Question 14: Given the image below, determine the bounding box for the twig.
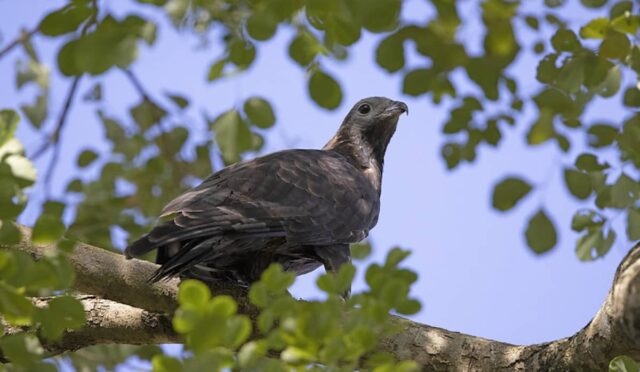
[123,68,152,101]
[43,76,82,191]
[0,28,38,60]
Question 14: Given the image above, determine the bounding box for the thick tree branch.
[4,296,178,356]
[9,225,640,370]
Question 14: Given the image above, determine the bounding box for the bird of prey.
[125,97,408,297]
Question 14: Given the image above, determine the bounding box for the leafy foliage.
[157,247,420,371]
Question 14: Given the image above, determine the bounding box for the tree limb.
[10,225,640,370]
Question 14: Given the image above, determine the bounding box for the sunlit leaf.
[308,70,342,110]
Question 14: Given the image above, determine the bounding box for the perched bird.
[125,97,408,297]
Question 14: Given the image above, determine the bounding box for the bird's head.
[325,97,408,168]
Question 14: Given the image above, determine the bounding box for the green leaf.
[597,65,621,97]
[588,124,618,147]
[243,97,276,128]
[575,153,609,171]
[580,0,607,7]
[288,32,319,66]
[207,60,226,81]
[32,201,66,244]
[576,227,615,261]
[492,177,533,211]
[229,40,256,68]
[0,109,19,147]
[0,282,34,325]
[551,29,581,52]
[0,334,44,367]
[376,34,405,73]
[130,99,167,131]
[77,149,98,168]
[36,296,86,340]
[525,210,557,254]
[350,242,372,260]
[152,355,183,372]
[39,3,93,36]
[556,56,584,93]
[564,169,592,199]
[21,94,48,129]
[526,110,555,145]
[610,355,639,372]
[611,14,640,34]
[165,93,189,109]
[210,110,255,164]
[178,280,211,308]
[610,2,633,19]
[261,263,295,293]
[600,31,630,59]
[610,173,640,208]
[246,12,278,41]
[403,68,432,96]
[623,87,640,107]
[627,208,640,241]
[571,209,604,231]
[308,70,342,110]
[580,18,610,39]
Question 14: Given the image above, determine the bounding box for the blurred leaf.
[600,31,630,59]
[588,124,618,147]
[153,355,183,372]
[627,208,640,241]
[39,3,92,36]
[576,227,615,261]
[289,32,320,66]
[597,65,621,97]
[564,169,592,199]
[492,177,532,212]
[525,209,557,254]
[35,296,86,340]
[580,0,608,7]
[178,279,211,308]
[0,138,37,186]
[376,34,405,73]
[247,11,278,41]
[20,94,48,129]
[527,110,554,145]
[32,201,66,244]
[210,110,254,164]
[77,149,98,168]
[229,40,256,68]
[572,209,604,231]
[580,18,609,39]
[244,97,276,128]
[130,99,167,131]
[165,92,189,109]
[623,87,640,107]
[611,14,640,34]
[610,2,633,19]
[610,173,640,208]
[0,334,45,367]
[351,242,372,260]
[609,356,639,372]
[0,109,19,147]
[575,153,609,171]
[308,70,342,110]
[207,60,226,81]
[551,29,581,52]
[0,282,34,325]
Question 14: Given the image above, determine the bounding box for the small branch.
[8,225,640,370]
[123,69,152,102]
[36,76,82,192]
[0,28,38,60]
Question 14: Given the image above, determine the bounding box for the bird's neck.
[323,124,397,192]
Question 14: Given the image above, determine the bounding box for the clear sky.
[0,0,630,351]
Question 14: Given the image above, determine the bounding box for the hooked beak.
[383,101,409,117]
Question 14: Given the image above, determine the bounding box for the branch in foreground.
[12,225,640,370]
[4,296,177,356]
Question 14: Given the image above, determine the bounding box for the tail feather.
[124,234,154,258]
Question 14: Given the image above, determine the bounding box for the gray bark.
[9,225,640,370]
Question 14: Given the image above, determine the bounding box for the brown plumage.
[124,97,408,297]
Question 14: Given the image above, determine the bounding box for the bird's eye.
[358,104,371,114]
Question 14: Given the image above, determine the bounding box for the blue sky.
[0,0,630,350]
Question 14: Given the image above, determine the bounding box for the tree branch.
[3,296,178,356]
[0,28,38,60]
[9,225,640,370]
